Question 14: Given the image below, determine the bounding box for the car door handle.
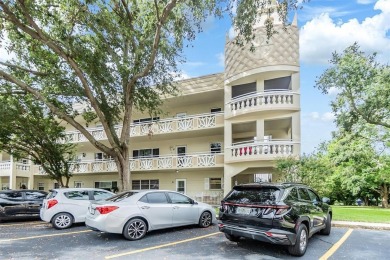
[173,206,179,209]
[141,206,150,210]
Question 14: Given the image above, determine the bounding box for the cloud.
[300,0,390,64]
[308,112,335,122]
[327,86,341,96]
[216,52,224,67]
[321,112,335,122]
[299,6,354,22]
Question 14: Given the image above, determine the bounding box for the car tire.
[320,213,332,235]
[52,212,73,230]
[123,218,147,241]
[225,233,240,242]
[288,224,308,256]
[198,211,212,228]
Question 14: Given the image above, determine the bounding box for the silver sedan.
[85,190,216,240]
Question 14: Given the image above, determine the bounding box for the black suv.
[218,183,332,256]
[0,190,48,222]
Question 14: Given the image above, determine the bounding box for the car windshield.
[105,191,138,202]
[224,187,280,205]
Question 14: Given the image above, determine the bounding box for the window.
[254,173,272,182]
[133,117,160,124]
[20,159,29,164]
[176,112,187,118]
[93,190,114,201]
[132,179,159,190]
[95,181,117,192]
[38,183,45,191]
[225,187,280,204]
[298,188,311,201]
[64,190,90,200]
[232,82,256,98]
[307,189,320,203]
[54,183,60,189]
[74,181,82,188]
[0,191,23,200]
[144,192,168,204]
[209,178,222,190]
[177,146,186,155]
[94,153,111,161]
[264,76,291,91]
[210,143,221,154]
[210,108,221,113]
[133,148,159,158]
[286,188,299,201]
[25,191,47,200]
[168,192,192,204]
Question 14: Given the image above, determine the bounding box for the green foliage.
[0,94,75,187]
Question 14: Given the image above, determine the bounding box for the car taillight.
[275,205,290,215]
[96,206,119,214]
[47,199,58,209]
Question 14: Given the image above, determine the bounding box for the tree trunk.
[364,197,369,206]
[115,146,131,191]
[380,183,389,208]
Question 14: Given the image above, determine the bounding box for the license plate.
[236,207,252,215]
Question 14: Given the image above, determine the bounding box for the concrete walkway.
[333,220,390,230]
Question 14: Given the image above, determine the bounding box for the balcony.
[36,152,224,175]
[225,140,300,163]
[63,112,224,143]
[225,90,300,119]
[0,161,32,177]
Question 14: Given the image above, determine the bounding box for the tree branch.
[0,61,49,76]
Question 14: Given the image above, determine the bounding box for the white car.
[85,190,216,240]
[40,188,115,229]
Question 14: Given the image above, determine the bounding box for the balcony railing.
[225,140,299,162]
[0,161,32,176]
[36,152,224,175]
[63,112,223,143]
[225,90,299,118]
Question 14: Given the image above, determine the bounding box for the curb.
[332,222,390,231]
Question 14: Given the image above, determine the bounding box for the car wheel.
[225,233,240,242]
[123,218,147,241]
[320,213,332,235]
[288,224,308,256]
[198,211,212,228]
[52,213,73,230]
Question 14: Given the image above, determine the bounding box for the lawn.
[332,206,390,223]
[214,206,390,223]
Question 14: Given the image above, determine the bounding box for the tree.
[0,0,306,190]
[316,43,390,140]
[0,93,75,187]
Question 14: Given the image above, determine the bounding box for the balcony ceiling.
[163,89,224,108]
[265,118,292,131]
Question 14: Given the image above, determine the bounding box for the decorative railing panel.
[63,112,223,143]
[226,91,299,117]
[157,157,173,169]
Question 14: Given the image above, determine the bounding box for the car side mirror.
[322,197,330,204]
[191,199,198,205]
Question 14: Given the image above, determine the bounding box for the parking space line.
[319,228,353,260]
[105,232,222,259]
[0,221,46,227]
[0,230,92,243]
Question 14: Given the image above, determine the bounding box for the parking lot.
[1,220,389,260]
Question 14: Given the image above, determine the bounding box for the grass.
[332,206,390,223]
[214,206,390,223]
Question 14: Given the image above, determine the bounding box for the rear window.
[106,191,138,202]
[64,190,89,200]
[47,190,58,199]
[224,187,280,205]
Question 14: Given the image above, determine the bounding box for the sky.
[179,0,390,154]
[1,0,389,154]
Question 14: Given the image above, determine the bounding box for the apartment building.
[0,8,300,204]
